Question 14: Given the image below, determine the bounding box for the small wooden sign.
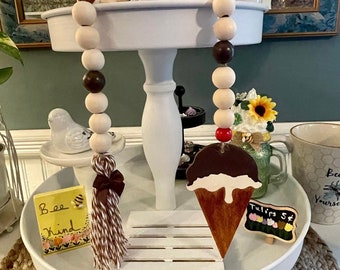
[33,185,91,255]
[244,200,298,243]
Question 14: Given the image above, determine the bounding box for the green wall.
[0,35,339,130]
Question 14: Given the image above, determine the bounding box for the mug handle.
[271,134,294,153]
[269,143,288,185]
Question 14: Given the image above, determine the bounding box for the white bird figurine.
[48,108,94,154]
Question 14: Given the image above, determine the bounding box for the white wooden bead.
[212,66,236,89]
[213,17,237,41]
[75,26,100,50]
[85,92,108,113]
[212,88,235,109]
[82,49,105,71]
[89,113,111,134]
[72,1,97,26]
[212,0,236,17]
[213,109,235,128]
[89,133,112,153]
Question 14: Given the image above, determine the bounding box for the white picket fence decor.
[123,210,224,270]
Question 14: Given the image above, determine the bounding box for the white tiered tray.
[21,145,311,270]
[41,0,268,211]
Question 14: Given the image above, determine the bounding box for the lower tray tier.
[21,145,310,270]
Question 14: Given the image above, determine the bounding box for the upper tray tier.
[42,0,268,51]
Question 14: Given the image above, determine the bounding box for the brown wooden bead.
[213,40,234,64]
[83,70,106,93]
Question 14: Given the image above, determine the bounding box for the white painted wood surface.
[123,210,223,270]
[139,49,182,210]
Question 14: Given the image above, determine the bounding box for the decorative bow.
[232,131,271,152]
[93,170,125,206]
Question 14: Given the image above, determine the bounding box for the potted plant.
[0,31,23,84]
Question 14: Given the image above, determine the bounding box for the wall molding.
[11,121,339,157]
[7,121,339,199]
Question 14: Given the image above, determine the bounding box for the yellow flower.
[248,95,278,121]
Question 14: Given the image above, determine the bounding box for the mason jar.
[231,131,288,198]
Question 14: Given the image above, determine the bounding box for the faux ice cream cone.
[194,186,253,258]
[187,143,261,258]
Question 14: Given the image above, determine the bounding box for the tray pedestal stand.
[138,49,182,210]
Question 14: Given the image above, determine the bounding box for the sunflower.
[248,95,278,122]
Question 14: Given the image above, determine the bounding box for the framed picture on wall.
[0,0,75,48]
[263,0,340,37]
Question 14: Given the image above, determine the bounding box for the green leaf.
[241,100,250,110]
[0,67,14,84]
[234,112,243,125]
[0,32,23,64]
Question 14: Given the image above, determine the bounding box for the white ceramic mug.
[288,123,340,224]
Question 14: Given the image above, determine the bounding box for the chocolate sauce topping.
[186,143,259,185]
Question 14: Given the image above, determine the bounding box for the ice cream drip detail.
[187,173,261,204]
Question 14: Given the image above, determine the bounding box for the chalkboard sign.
[244,200,298,243]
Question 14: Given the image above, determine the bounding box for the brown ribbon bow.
[93,169,125,205]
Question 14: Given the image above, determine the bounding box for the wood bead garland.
[213,40,234,64]
[82,49,105,71]
[212,0,236,17]
[72,1,97,25]
[89,113,112,133]
[215,127,233,142]
[85,92,109,114]
[211,0,237,143]
[212,66,236,89]
[213,88,235,109]
[213,16,237,41]
[214,108,235,128]
[75,26,100,49]
[83,70,106,93]
[72,1,127,269]
[89,133,113,153]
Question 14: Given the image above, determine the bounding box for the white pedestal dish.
[42,0,268,210]
[40,133,125,212]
